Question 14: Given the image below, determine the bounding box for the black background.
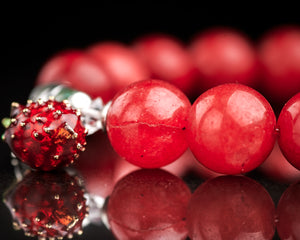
[1,4,300,239]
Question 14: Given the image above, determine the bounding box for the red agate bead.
[106,79,191,168]
[187,176,275,240]
[107,169,191,240]
[187,83,276,174]
[3,171,87,239]
[277,92,300,170]
[4,99,87,171]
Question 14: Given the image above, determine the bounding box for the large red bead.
[187,83,276,174]
[258,26,300,107]
[107,169,191,240]
[3,171,87,239]
[276,181,300,239]
[187,176,276,240]
[277,92,300,170]
[4,100,87,171]
[106,79,191,168]
[190,28,259,91]
[133,34,199,97]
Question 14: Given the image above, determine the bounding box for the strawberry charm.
[2,84,108,171]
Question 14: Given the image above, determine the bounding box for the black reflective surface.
[1,5,299,239]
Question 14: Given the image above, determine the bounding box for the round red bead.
[277,92,300,170]
[3,171,87,239]
[106,79,191,168]
[187,176,276,240]
[36,50,114,102]
[190,28,259,91]
[258,26,300,106]
[187,83,276,174]
[133,34,199,97]
[88,42,150,95]
[4,99,87,171]
[107,169,191,240]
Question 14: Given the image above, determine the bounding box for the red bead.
[36,50,83,85]
[133,34,199,97]
[277,92,300,170]
[106,79,191,168]
[258,26,300,106]
[190,28,259,90]
[276,181,300,239]
[107,169,191,240]
[187,83,276,174]
[4,100,87,171]
[3,171,87,239]
[259,141,300,184]
[36,50,114,102]
[88,42,150,93]
[187,176,276,240]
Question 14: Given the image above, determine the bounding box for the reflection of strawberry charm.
[3,98,87,171]
[3,170,88,239]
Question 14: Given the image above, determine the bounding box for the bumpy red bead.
[187,83,276,174]
[276,181,300,239]
[107,169,191,240]
[277,92,300,170]
[3,171,87,239]
[4,99,87,171]
[106,79,191,168]
[187,176,276,240]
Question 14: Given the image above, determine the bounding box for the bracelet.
[2,79,299,175]
[2,26,300,240]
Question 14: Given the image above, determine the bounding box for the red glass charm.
[3,171,87,239]
[106,79,191,168]
[277,92,300,170]
[187,83,276,174]
[3,99,87,171]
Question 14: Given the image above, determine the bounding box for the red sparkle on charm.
[3,170,87,239]
[4,99,87,171]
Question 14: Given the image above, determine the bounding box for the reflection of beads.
[187,176,276,239]
[107,169,192,240]
[3,170,88,239]
[276,181,300,239]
